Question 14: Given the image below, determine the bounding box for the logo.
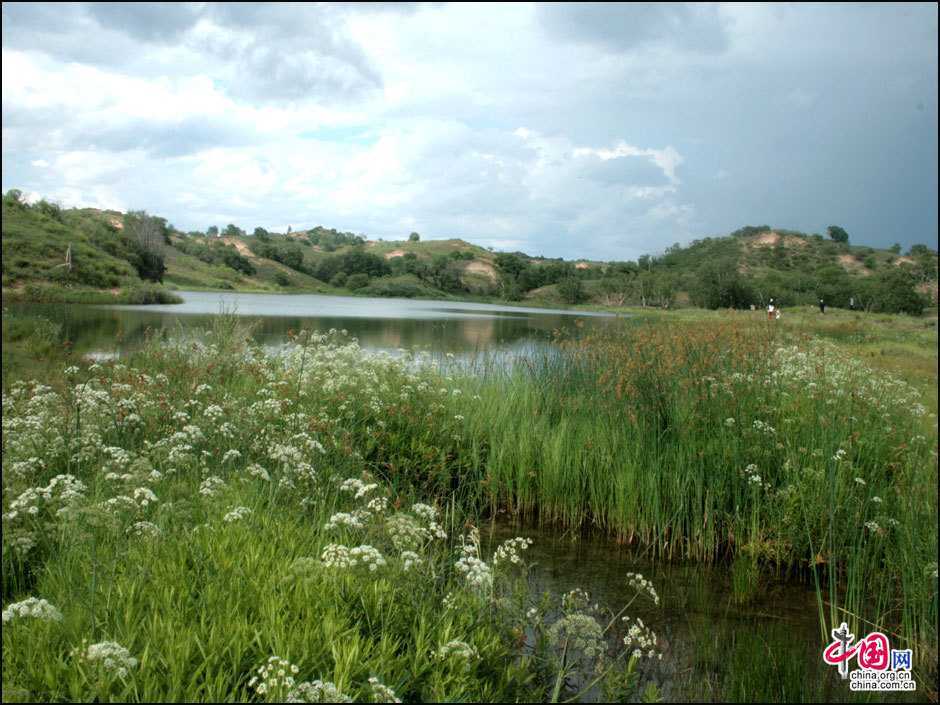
[823,622,916,692]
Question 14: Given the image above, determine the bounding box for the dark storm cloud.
[85,2,203,43]
[69,118,255,158]
[576,154,671,187]
[2,2,384,103]
[537,2,730,54]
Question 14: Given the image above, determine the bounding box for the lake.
[11,290,619,360]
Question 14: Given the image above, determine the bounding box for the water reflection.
[11,291,619,358]
[483,519,827,702]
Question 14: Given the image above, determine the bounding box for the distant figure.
[767,299,776,321]
[849,297,855,311]
[750,304,756,311]
[819,298,826,314]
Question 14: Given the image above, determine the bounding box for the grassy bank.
[2,322,667,702]
[2,312,936,701]
[452,315,937,681]
[2,283,183,306]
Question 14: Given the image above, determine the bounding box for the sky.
[2,2,937,261]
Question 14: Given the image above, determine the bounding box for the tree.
[889,243,902,254]
[253,227,270,240]
[207,225,219,237]
[346,273,370,290]
[869,267,926,315]
[827,225,849,244]
[123,211,168,282]
[693,258,753,309]
[558,277,587,304]
[409,231,420,242]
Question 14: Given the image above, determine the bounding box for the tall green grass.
[451,320,937,677]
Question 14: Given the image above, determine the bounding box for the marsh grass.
[2,311,936,701]
[452,318,937,679]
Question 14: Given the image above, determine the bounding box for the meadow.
[1,307,937,702]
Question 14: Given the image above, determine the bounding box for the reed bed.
[456,320,937,676]
[2,320,665,702]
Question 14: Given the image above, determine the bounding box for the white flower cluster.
[454,528,492,593]
[127,521,162,538]
[622,616,661,660]
[223,506,252,523]
[625,572,660,606]
[386,505,447,551]
[321,544,387,571]
[2,597,63,623]
[492,536,533,568]
[367,677,401,703]
[435,640,479,663]
[339,477,378,499]
[400,550,423,572]
[547,612,606,664]
[72,640,138,679]
[3,474,87,521]
[286,679,352,703]
[325,511,368,530]
[249,655,300,696]
[199,476,226,497]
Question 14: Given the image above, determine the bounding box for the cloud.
[537,3,730,54]
[1,2,937,259]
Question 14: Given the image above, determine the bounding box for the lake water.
[12,290,619,360]
[483,519,852,702]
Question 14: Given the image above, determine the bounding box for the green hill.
[2,190,936,314]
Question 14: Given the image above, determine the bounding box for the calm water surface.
[13,290,619,359]
[483,520,864,702]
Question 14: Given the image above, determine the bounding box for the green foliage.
[827,225,849,243]
[346,272,370,290]
[409,231,421,242]
[729,225,771,238]
[693,259,753,309]
[558,277,587,304]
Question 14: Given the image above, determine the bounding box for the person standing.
[819,298,826,313]
[767,298,776,321]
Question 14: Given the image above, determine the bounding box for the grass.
[2,320,667,703]
[447,315,937,681]
[2,309,936,701]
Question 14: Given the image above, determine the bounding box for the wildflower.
[626,572,660,605]
[247,463,271,481]
[400,551,423,572]
[547,613,606,663]
[492,536,534,568]
[72,640,138,679]
[321,544,386,572]
[286,680,352,703]
[435,640,479,663]
[2,597,63,623]
[249,655,300,697]
[367,677,401,704]
[623,616,660,659]
[223,506,252,523]
[199,476,225,497]
[455,529,492,593]
[127,521,161,538]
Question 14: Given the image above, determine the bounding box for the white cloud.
[2,2,937,257]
